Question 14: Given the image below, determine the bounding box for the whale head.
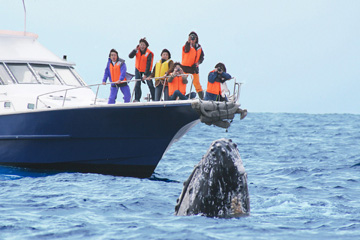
[175,138,250,218]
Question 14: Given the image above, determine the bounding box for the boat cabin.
[0,30,96,113]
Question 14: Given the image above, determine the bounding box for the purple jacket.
[102,58,127,84]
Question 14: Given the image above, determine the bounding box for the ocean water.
[1,112,360,239]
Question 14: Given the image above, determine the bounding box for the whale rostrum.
[175,138,250,218]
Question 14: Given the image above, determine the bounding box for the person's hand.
[195,62,199,68]
[115,80,121,84]
[102,82,106,85]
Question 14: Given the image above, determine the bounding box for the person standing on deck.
[129,38,155,102]
[147,49,173,101]
[181,31,205,99]
[102,49,131,104]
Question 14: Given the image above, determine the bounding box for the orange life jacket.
[206,70,221,95]
[168,76,187,96]
[109,62,126,82]
[181,44,202,67]
[135,48,154,73]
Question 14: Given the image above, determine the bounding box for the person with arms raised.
[204,62,232,102]
[181,31,204,99]
[129,38,155,102]
[168,62,196,100]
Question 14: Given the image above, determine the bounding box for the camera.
[190,35,196,41]
[217,67,223,72]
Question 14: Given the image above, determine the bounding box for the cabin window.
[0,63,14,85]
[53,66,82,86]
[7,63,38,84]
[31,64,62,85]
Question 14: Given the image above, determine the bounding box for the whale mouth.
[175,165,200,213]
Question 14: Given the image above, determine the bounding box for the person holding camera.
[181,31,205,99]
[102,49,131,103]
[167,62,196,100]
[204,62,232,101]
[128,37,155,102]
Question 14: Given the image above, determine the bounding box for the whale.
[175,138,250,218]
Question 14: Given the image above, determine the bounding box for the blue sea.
[1,113,360,239]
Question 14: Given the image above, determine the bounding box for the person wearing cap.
[129,38,155,102]
[204,62,232,101]
[102,49,131,103]
[181,31,205,99]
[167,62,196,100]
[146,49,173,101]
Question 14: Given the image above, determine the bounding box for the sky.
[1,0,359,114]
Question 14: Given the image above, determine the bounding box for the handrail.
[34,74,243,109]
[35,75,193,108]
[230,77,243,103]
[35,82,110,109]
[130,74,194,102]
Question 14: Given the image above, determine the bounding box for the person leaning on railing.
[204,62,232,102]
[146,49,173,101]
[167,62,196,100]
[102,49,131,103]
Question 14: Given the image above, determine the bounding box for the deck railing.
[34,75,243,109]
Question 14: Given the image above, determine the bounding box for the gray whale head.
[175,138,250,218]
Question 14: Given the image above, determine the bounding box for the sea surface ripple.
[1,113,360,239]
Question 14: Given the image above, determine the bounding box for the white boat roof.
[0,30,74,66]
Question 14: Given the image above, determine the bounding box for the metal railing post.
[94,85,100,105]
[62,89,68,107]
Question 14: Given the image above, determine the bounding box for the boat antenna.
[22,0,26,34]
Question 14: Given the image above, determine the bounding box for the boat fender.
[191,100,247,129]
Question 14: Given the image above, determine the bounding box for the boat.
[0,30,245,178]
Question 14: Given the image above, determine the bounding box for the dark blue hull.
[0,102,200,178]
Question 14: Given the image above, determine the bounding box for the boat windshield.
[53,66,82,86]
[0,63,14,85]
[7,63,38,84]
[31,64,62,85]
[2,63,83,87]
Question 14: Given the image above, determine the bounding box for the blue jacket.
[208,71,232,83]
[102,58,127,83]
